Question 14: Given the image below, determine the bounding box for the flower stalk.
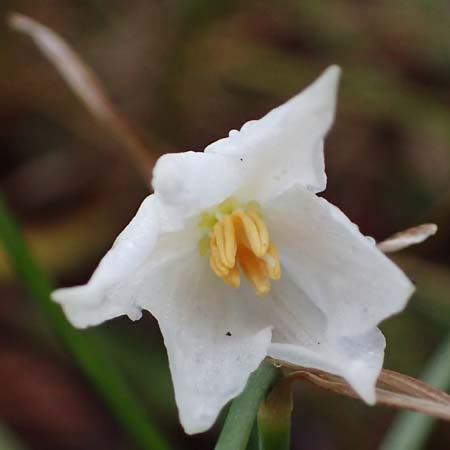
[215,363,280,450]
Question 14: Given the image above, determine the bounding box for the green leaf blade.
[0,195,172,450]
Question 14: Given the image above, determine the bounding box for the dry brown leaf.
[377,224,438,253]
[8,13,157,181]
[289,367,450,421]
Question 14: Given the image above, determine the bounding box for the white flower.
[52,66,414,434]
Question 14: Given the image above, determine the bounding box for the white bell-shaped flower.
[52,66,414,434]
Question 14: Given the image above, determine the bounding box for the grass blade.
[0,195,172,450]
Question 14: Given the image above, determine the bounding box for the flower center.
[198,198,281,296]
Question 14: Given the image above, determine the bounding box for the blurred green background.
[0,1,449,449]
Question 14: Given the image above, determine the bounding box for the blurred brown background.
[0,1,449,449]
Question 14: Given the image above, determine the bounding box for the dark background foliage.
[0,1,449,449]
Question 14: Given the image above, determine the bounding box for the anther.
[238,246,271,296]
[210,234,229,276]
[246,209,270,255]
[201,199,282,296]
[213,221,229,267]
[264,243,281,280]
[223,214,237,268]
[223,266,240,288]
[233,210,263,257]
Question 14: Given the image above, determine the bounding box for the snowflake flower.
[52,66,414,434]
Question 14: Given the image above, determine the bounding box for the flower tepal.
[52,66,416,435]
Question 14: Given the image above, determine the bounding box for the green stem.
[0,196,172,450]
[246,423,260,450]
[215,363,280,450]
[257,376,293,450]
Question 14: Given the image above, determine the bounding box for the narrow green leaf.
[379,333,450,450]
[0,196,172,450]
[215,363,280,450]
[257,378,293,450]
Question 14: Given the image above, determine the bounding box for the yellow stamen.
[199,200,282,296]
[210,253,227,278]
[223,214,237,268]
[210,234,229,276]
[264,243,281,280]
[238,246,271,296]
[246,209,270,255]
[213,221,229,267]
[223,266,240,288]
[233,210,263,257]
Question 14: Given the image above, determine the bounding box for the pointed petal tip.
[295,64,341,121]
[50,287,69,304]
[51,286,112,329]
[324,64,342,77]
[51,285,92,305]
[359,388,376,405]
[345,367,379,405]
[318,65,342,90]
[331,64,342,72]
[50,286,96,327]
[179,407,217,435]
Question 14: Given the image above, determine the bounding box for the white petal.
[52,194,162,327]
[152,151,247,224]
[268,328,385,404]
[151,67,339,219]
[264,185,414,337]
[269,268,327,345]
[135,253,272,434]
[205,66,340,198]
[268,272,383,402]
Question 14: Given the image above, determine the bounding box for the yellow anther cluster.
[199,200,281,296]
